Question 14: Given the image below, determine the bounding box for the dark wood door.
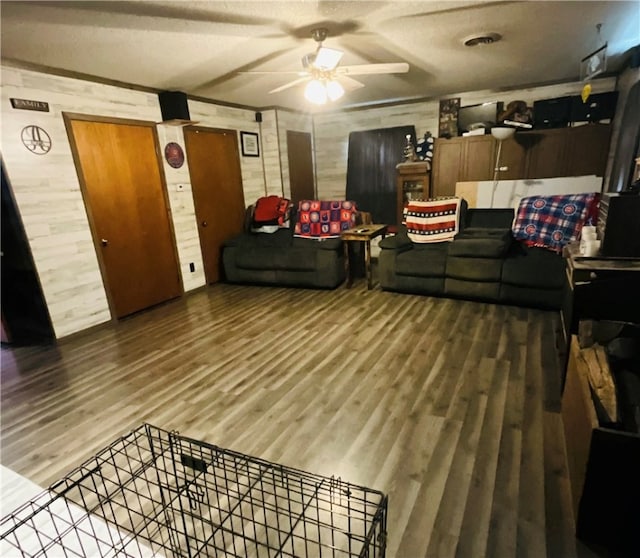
[184,127,245,284]
[287,130,315,204]
[67,117,182,318]
[346,126,415,224]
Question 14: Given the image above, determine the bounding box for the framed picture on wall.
[438,98,460,138]
[240,131,260,157]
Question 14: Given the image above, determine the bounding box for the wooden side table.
[341,224,388,289]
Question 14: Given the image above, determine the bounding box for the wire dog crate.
[1,424,387,557]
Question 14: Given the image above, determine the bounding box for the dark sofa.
[222,206,348,289]
[378,205,567,309]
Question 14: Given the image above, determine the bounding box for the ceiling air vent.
[463,33,502,47]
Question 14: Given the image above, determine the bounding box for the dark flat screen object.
[533,96,572,129]
[570,91,619,123]
[457,102,503,134]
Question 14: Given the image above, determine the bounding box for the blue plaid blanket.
[511,193,598,252]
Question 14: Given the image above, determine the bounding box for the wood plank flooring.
[1,283,599,557]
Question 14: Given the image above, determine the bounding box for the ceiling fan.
[241,28,410,104]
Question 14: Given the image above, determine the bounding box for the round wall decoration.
[21,125,52,154]
[164,142,185,168]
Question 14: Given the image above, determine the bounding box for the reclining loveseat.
[223,198,360,289]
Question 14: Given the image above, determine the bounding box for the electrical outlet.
[189,262,195,272]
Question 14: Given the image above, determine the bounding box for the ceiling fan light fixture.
[304,79,328,104]
[326,79,345,101]
[463,32,502,47]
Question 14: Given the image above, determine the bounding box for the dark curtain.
[346,125,416,225]
[608,80,639,192]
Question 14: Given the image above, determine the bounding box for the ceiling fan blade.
[268,76,311,94]
[314,46,343,70]
[338,75,366,91]
[337,62,410,76]
[239,71,308,75]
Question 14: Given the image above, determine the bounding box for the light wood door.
[67,117,182,318]
[183,127,245,284]
[286,130,315,204]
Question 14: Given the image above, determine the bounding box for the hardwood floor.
[1,283,598,557]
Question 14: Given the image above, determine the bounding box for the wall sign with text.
[11,98,50,112]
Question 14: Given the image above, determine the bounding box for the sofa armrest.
[379,234,413,252]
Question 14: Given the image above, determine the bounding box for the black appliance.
[533,96,572,129]
[570,91,619,123]
[597,192,640,258]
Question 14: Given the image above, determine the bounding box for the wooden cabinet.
[564,123,612,177]
[431,139,465,197]
[395,162,430,224]
[462,136,495,182]
[525,128,569,178]
[562,337,640,555]
[431,124,612,197]
[431,135,495,197]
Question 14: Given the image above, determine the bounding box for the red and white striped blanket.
[403,197,462,243]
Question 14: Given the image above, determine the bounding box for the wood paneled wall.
[313,78,617,200]
[0,67,271,338]
[0,62,622,340]
[275,110,314,200]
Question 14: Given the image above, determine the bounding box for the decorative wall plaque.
[11,98,50,112]
[21,125,52,154]
[164,142,185,168]
[240,131,260,157]
[438,98,460,138]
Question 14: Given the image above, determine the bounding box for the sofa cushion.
[445,278,501,301]
[463,208,515,229]
[234,228,293,249]
[291,237,342,251]
[448,228,513,258]
[395,244,448,277]
[235,248,317,271]
[446,256,503,281]
[501,245,565,289]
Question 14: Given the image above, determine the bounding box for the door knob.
[201,221,208,227]
[101,238,109,246]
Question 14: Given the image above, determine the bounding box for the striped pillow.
[403,197,462,243]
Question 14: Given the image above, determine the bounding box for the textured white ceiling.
[1,1,639,111]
